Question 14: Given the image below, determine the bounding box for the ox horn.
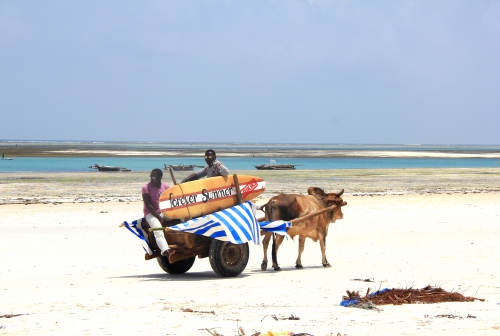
[336,189,344,197]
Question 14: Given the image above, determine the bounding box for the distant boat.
[254,164,296,170]
[1,158,13,160]
[88,164,130,172]
[165,164,204,171]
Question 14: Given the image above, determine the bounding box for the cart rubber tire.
[157,255,196,274]
[209,240,249,277]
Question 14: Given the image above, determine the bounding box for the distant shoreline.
[1,168,498,205]
[1,146,500,159]
[1,141,500,158]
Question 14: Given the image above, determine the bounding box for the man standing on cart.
[181,149,229,183]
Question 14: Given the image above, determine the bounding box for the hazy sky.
[1,1,499,144]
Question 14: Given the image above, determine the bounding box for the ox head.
[307,187,347,220]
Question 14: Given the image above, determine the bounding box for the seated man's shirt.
[196,159,229,178]
[142,181,170,216]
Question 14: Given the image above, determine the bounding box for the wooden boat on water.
[254,164,296,170]
[164,164,204,171]
[88,164,130,172]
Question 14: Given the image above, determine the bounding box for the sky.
[1,1,499,145]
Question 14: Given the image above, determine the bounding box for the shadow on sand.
[245,264,327,273]
[112,271,249,282]
[113,264,328,282]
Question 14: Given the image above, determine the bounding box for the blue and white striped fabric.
[122,202,292,249]
[169,201,291,245]
[122,218,154,255]
[169,201,260,244]
[259,220,291,237]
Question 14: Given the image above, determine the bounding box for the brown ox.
[260,187,346,271]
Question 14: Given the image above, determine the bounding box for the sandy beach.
[1,170,500,335]
[1,168,499,204]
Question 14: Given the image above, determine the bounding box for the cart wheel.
[209,240,249,277]
[157,255,196,274]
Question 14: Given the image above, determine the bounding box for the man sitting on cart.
[142,168,175,260]
[181,149,229,183]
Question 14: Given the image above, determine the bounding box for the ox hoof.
[273,266,281,271]
[323,263,331,268]
[295,264,303,269]
[261,262,268,271]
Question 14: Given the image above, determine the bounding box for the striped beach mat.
[168,201,291,245]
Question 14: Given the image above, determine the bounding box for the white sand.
[1,193,499,335]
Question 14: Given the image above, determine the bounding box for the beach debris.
[234,319,247,336]
[260,314,300,322]
[182,307,215,315]
[425,314,476,319]
[259,332,313,336]
[0,313,27,319]
[271,314,300,321]
[351,278,374,282]
[340,285,485,309]
[202,328,223,336]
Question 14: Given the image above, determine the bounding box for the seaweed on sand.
[341,285,484,308]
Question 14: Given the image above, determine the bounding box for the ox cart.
[140,203,340,277]
[123,172,342,277]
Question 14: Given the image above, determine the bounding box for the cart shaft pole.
[290,204,338,225]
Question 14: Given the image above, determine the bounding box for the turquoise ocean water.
[1,156,500,173]
[0,142,499,172]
